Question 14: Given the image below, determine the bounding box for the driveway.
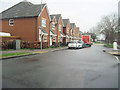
[2,44,118,88]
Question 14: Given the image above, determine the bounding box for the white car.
[68,41,82,49]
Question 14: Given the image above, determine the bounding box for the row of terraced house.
[0,1,82,48]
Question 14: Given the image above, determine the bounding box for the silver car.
[68,41,82,49]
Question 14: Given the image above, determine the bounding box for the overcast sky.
[0,0,119,32]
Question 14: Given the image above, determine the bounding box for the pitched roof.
[63,19,69,27]
[50,15,55,21]
[0,1,46,19]
[70,23,75,29]
[50,14,61,24]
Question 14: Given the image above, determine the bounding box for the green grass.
[2,48,38,51]
[1,52,33,58]
[104,43,113,48]
[49,45,66,48]
[95,42,105,44]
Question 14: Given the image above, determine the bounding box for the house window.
[52,23,55,30]
[61,37,63,42]
[44,35,47,42]
[53,36,56,42]
[42,18,46,27]
[67,28,69,34]
[9,19,14,26]
[59,25,61,31]
[58,36,60,42]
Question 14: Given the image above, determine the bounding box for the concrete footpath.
[1,47,68,59]
[103,48,120,56]
[94,43,120,56]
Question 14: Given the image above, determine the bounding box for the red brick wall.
[67,20,70,42]
[50,17,57,43]
[37,6,50,47]
[1,18,36,42]
[57,16,63,43]
[1,36,21,41]
[21,41,48,49]
[1,40,48,50]
[63,20,70,44]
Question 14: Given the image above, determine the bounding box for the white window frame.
[58,36,60,42]
[44,35,47,42]
[9,19,14,26]
[67,28,69,34]
[53,36,56,42]
[59,25,61,31]
[52,22,55,30]
[42,18,46,27]
[71,29,72,35]
[60,37,63,42]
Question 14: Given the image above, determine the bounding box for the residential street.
[2,44,118,88]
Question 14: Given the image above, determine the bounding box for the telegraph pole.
[41,0,42,49]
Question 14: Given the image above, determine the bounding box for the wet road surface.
[2,44,118,88]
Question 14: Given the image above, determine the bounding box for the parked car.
[68,41,82,49]
[78,41,86,48]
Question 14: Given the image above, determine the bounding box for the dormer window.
[52,23,55,30]
[9,19,14,26]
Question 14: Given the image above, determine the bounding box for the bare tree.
[94,13,118,43]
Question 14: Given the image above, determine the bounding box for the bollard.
[113,42,118,50]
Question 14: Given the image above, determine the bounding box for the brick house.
[70,23,76,41]
[79,31,82,41]
[49,15,57,46]
[0,1,51,47]
[50,14,65,46]
[76,27,80,41]
[63,19,71,45]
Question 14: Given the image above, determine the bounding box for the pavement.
[103,47,120,56]
[2,44,118,88]
[1,47,68,59]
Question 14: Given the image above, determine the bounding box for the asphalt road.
[2,44,118,88]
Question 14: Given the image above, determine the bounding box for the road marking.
[114,56,120,63]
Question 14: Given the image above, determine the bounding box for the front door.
[50,36,52,46]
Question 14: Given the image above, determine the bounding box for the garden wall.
[1,40,48,50]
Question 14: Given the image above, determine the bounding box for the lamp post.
[41,0,42,50]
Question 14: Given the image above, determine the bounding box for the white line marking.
[114,56,120,63]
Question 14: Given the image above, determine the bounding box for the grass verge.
[1,52,33,58]
[104,43,113,48]
[94,42,105,44]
